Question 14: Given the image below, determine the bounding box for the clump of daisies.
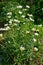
[2,2,34,27]
[1,2,42,65]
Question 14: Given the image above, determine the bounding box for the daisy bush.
[0,1,43,65]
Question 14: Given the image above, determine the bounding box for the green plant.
[0,1,43,65]
[0,2,35,65]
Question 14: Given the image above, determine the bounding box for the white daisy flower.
[14,19,18,22]
[29,17,34,21]
[9,19,13,24]
[26,31,30,34]
[5,26,10,30]
[14,19,20,23]
[0,34,3,37]
[32,28,36,31]
[23,23,25,24]
[17,5,22,8]
[33,38,37,42]
[26,5,30,8]
[38,24,42,27]
[0,28,3,31]
[27,14,33,17]
[34,47,38,51]
[18,11,22,14]
[20,46,25,51]
[35,33,39,36]
[4,24,8,27]
[21,15,25,18]
[7,15,11,18]
[7,12,12,15]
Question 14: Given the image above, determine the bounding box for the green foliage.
[32,0,43,24]
[0,2,34,65]
[0,1,43,65]
[0,2,7,22]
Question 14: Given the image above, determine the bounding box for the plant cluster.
[0,1,43,65]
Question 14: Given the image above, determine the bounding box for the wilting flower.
[34,47,38,51]
[33,38,37,42]
[20,46,25,51]
[17,5,22,8]
[26,5,30,8]
[18,11,22,14]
